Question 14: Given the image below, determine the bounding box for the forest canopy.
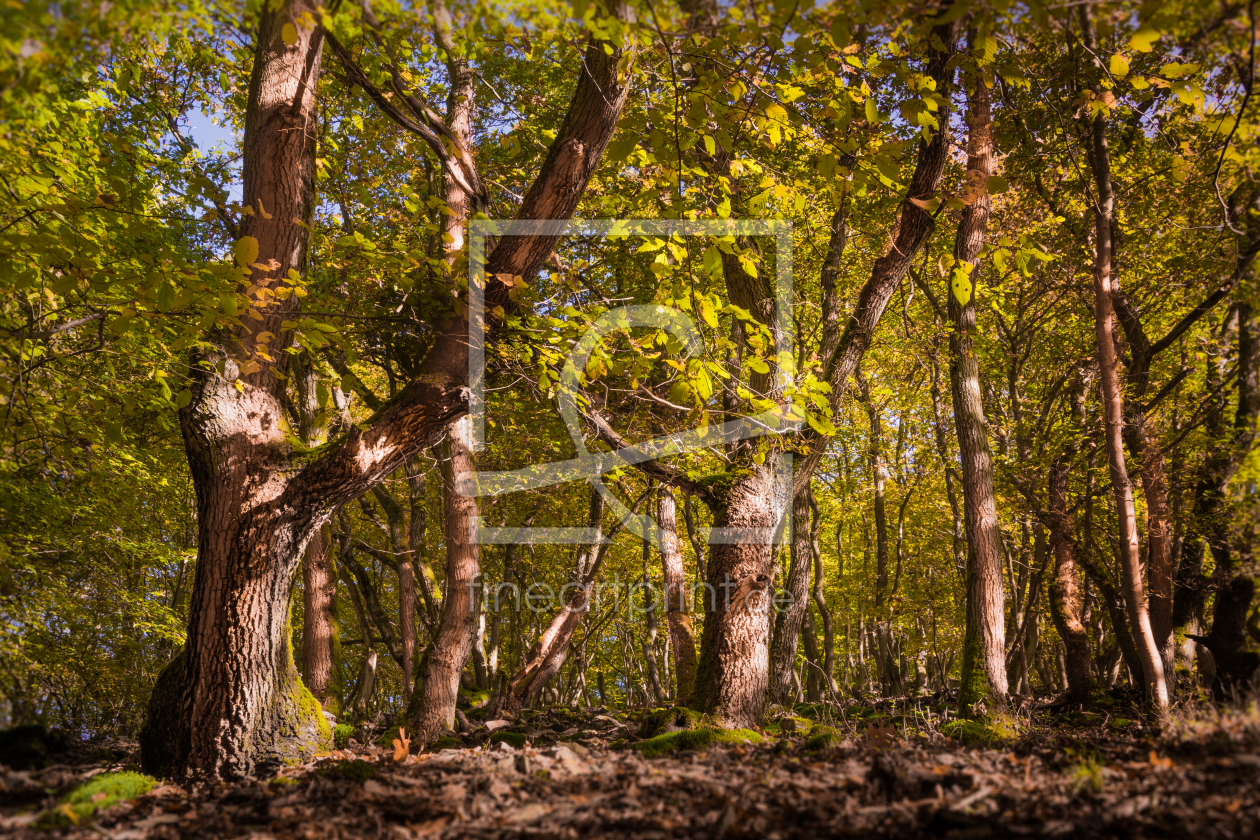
[1,0,1258,801]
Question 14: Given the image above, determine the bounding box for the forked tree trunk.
[948,68,1008,717]
[142,0,632,778]
[768,487,814,705]
[1079,33,1168,712]
[407,417,480,742]
[658,490,698,704]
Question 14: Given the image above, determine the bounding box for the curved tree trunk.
[948,67,1007,717]
[1079,6,1168,711]
[658,490,698,704]
[142,0,633,778]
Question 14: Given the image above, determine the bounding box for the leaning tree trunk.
[658,490,698,704]
[768,487,815,705]
[141,0,633,779]
[1079,10,1168,710]
[948,66,1008,717]
[407,417,480,742]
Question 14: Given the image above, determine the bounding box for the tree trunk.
[301,524,340,713]
[811,494,837,695]
[407,417,479,742]
[1078,19,1168,709]
[1045,396,1093,705]
[948,68,1007,717]
[692,464,782,727]
[768,487,814,705]
[658,490,698,704]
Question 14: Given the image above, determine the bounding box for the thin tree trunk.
[1078,5,1168,711]
[768,487,814,704]
[658,490,698,704]
[948,67,1007,716]
[810,493,837,695]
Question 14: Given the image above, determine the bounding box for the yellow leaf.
[281,22,298,47]
[1109,53,1129,78]
[392,727,411,762]
[234,236,260,270]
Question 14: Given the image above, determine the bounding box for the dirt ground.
[3,697,1259,839]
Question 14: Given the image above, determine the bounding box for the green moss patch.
[488,731,528,748]
[429,737,464,751]
[319,759,376,781]
[793,703,825,720]
[1109,718,1136,730]
[638,706,705,739]
[804,727,844,751]
[633,728,762,759]
[44,771,155,827]
[333,724,355,748]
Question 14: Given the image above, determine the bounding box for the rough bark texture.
[1078,18,1168,710]
[658,490,698,705]
[692,465,779,727]
[143,0,634,779]
[407,417,479,742]
[948,70,1008,717]
[767,488,815,705]
[301,525,340,713]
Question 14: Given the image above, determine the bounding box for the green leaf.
[175,389,193,409]
[1160,62,1199,79]
[1108,53,1130,78]
[156,282,175,312]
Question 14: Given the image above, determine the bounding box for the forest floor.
[2,692,1259,839]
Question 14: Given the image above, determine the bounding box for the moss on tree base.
[139,648,333,779]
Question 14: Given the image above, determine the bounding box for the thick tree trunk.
[768,487,814,705]
[948,70,1007,716]
[1079,48,1168,710]
[692,464,781,727]
[658,490,698,704]
[301,525,340,713]
[407,417,479,742]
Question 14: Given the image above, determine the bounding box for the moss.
[804,727,844,751]
[793,703,825,720]
[942,713,1021,745]
[607,738,627,750]
[1109,718,1135,730]
[488,731,528,749]
[633,728,763,759]
[957,621,993,719]
[458,687,493,708]
[638,706,705,739]
[333,724,355,748]
[319,759,375,781]
[770,715,812,736]
[43,771,156,827]
[429,737,464,751]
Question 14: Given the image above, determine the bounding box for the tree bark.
[691,464,781,727]
[301,525,340,713]
[948,67,1008,716]
[1078,9,1168,709]
[658,490,698,705]
[768,487,814,705]
[407,417,479,742]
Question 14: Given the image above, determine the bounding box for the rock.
[485,719,511,732]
